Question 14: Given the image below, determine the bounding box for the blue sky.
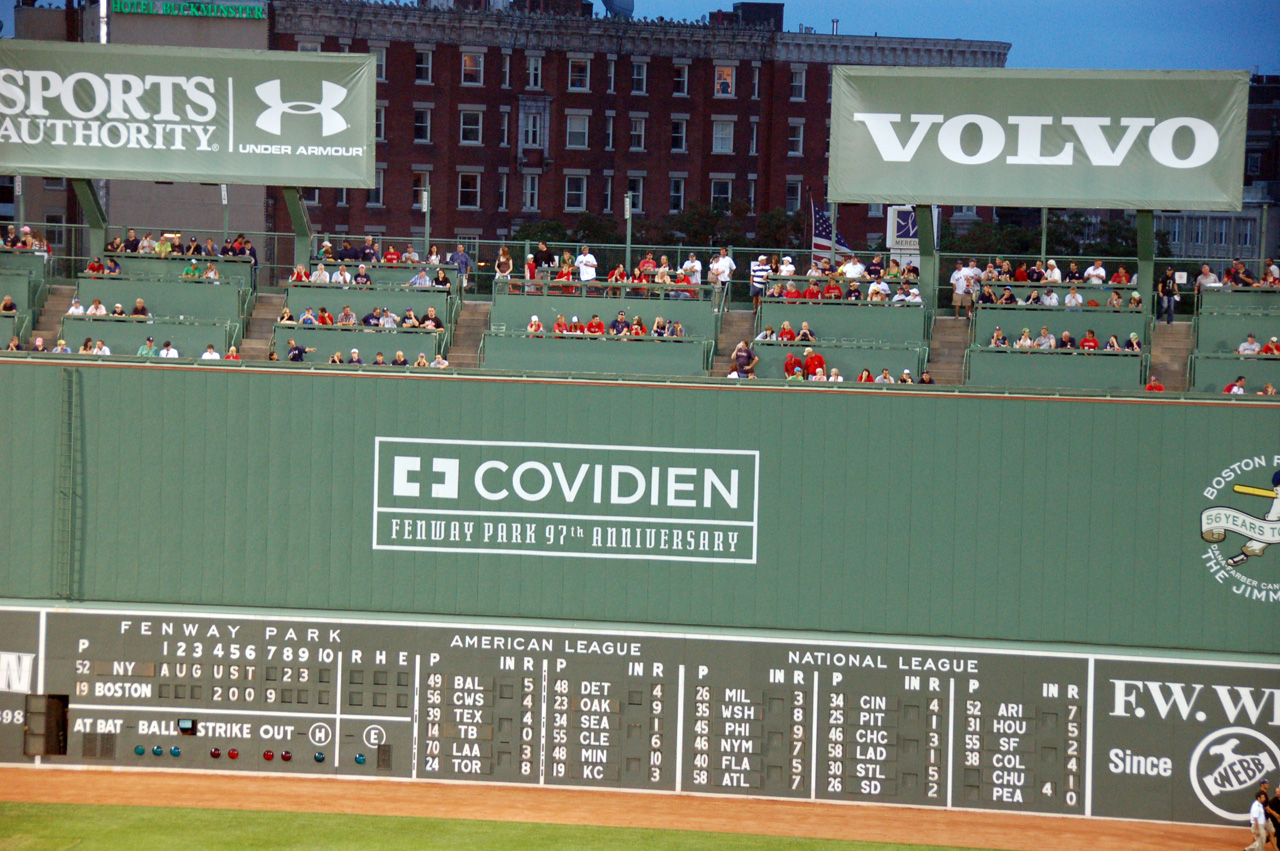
[4,0,1277,74]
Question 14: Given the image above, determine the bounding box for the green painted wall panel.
[1195,311,1280,354]
[971,306,1148,348]
[76,279,244,321]
[0,361,1277,654]
[757,302,927,344]
[482,334,708,377]
[752,341,923,381]
[492,292,719,339]
[61,317,234,357]
[283,287,452,324]
[967,348,1143,390]
[1190,354,1280,393]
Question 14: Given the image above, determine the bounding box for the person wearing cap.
[748,254,770,313]
[158,340,179,358]
[1034,326,1056,350]
[1013,328,1035,349]
[778,255,795,277]
[108,303,126,317]
[85,257,105,275]
[413,352,429,367]
[379,307,400,329]
[201,344,221,361]
[899,369,914,384]
[299,307,318,325]
[906,287,923,304]
[680,253,704,290]
[997,286,1017,305]
[66,298,85,316]
[803,346,825,378]
[1261,336,1280,355]
[407,267,431,288]
[949,259,973,318]
[401,308,420,329]
[989,327,1009,348]
[1121,332,1142,352]
[568,315,585,334]
[526,314,544,335]
[402,245,420,264]
[786,365,805,382]
[1144,374,1165,392]
[1041,285,1059,307]
[348,348,364,365]
[608,311,629,336]
[1239,333,1262,355]
[352,264,372,289]
[1128,290,1143,309]
[136,336,157,357]
[918,370,935,385]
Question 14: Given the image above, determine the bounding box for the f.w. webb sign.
[0,40,374,187]
[830,68,1248,211]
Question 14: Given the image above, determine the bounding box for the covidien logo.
[254,80,349,137]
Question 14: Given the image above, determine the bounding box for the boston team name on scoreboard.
[373,438,759,563]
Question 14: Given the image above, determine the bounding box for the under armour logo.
[254,80,350,137]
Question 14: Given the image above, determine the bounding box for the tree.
[511,219,569,244]
[571,212,622,245]
[753,208,803,251]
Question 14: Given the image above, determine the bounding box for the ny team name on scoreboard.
[373,438,760,563]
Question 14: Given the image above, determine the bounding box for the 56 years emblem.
[1200,455,1280,605]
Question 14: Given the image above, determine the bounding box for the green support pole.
[281,187,314,271]
[914,204,937,306]
[14,175,23,231]
[70,178,107,257]
[422,186,431,259]
[1040,208,1048,264]
[624,192,633,274]
[1136,210,1155,294]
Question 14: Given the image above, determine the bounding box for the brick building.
[270,1,1010,246]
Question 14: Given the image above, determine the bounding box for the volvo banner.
[0,40,375,187]
[829,68,1249,211]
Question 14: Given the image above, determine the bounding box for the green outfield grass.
[0,802,1005,851]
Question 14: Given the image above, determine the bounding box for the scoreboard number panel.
[0,605,1275,828]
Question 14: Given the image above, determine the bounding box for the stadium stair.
[32,283,76,346]
[1149,322,1193,392]
[711,309,759,377]
[924,316,969,385]
[240,292,285,361]
[447,300,490,369]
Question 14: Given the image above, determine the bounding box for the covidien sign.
[373,438,760,563]
[830,68,1248,211]
[0,40,374,187]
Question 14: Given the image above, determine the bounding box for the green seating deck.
[76,277,250,322]
[1,314,29,346]
[491,287,722,340]
[308,262,458,288]
[1198,288,1280,312]
[270,323,446,361]
[1194,310,1280,354]
[60,316,240,356]
[751,340,926,381]
[480,331,712,377]
[757,301,927,345]
[971,305,1150,347]
[963,281,1126,305]
[104,253,253,287]
[966,348,1145,391]
[0,248,48,287]
[0,271,36,327]
[283,285,455,328]
[1189,354,1280,394]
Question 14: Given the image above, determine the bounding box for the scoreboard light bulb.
[210,748,222,759]
[314,751,325,763]
[152,745,163,756]
[281,751,292,762]
[170,746,181,757]
[354,753,366,765]
[228,748,239,760]
[134,745,145,756]
[263,750,274,761]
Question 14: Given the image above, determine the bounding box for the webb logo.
[254,80,350,137]
[1189,728,1280,821]
[0,651,34,694]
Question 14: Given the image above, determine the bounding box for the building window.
[630,118,645,151]
[827,74,833,103]
[368,169,384,207]
[336,186,347,207]
[749,123,758,155]
[372,47,386,81]
[414,108,432,143]
[673,65,688,96]
[44,177,66,190]
[462,53,483,86]
[627,177,644,212]
[523,174,539,211]
[1246,152,1261,175]
[710,179,732,213]
[522,113,543,148]
[458,174,481,209]
[566,115,588,149]
[868,203,884,218]
[500,112,510,146]
[459,111,482,144]
[502,54,511,88]
[1212,218,1228,245]
[375,106,385,142]
[297,42,320,52]
[748,179,756,213]
[669,177,685,213]
[714,66,735,97]
[527,55,543,89]
[497,174,508,210]
[1164,217,1181,243]
[631,61,647,94]
[712,121,734,155]
[411,173,427,209]
[1237,219,1254,247]
[605,116,614,150]
[569,59,590,91]
[785,180,801,214]
[789,68,806,100]
[44,213,65,248]
[787,123,804,156]
[302,187,320,205]
[565,175,587,212]
[671,119,687,152]
[751,66,760,99]
[607,58,615,92]
[603,178,613,212]
[415,50,433,83]
[1190,217,1205,244]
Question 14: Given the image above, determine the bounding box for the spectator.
[131,299,150,318]
[796,322,816,343]
[401,308,420,328]
[77,337,94,354]
[372,352,388,366]
[1124,332,1142,352]
[289,264,308,284]
[181,259,202,278]
[845,280,863,301]
[349,348,364,365]
[402,245,420,264]
[803,346,825,377]
[1145,375,1165,392]
[26,336,45,352]
[756,325,776,342]
[336,306,357,326]
[1261,336,1280,355]
[203,238,218,256]
[523,254,538,284]
[829,368,844,382]
[299,307,318,325]
[1059,331,1077,349]
[1106,291,1124,309]
[361,307,383,327]
[65,297,84,316]
[1156,268,1178,324]
[731,340,758,376]
[1043,260,1062,284]
[748,255,769,313]
[709,248,736,292]
[413,352,429,367]
[628,315,648,336]
[379,308,400,329]
[1035,326,1056,349]
[449,244,473,289]
[1065,286,1083,310]
[1223,376,1246,395]
[51,339,71,353]
[407,268,431,288]
[420,306,444,331]
[202,262,218,280]
[1013,261,1030,282]
[108,303,126,317]
[783,351,803,377]
[121,228,139,252]
[568,315,585,334]
[1025,289,1042,306]
[430,353,449,368]
[873,368,895,384]
[316,308,334,326]
[976,283,996,305]
[1026,261,1045,283]
[277,306,296,324]
[225,346,241,361]
[201,344,221,360]
[1084,260,1107,285]
[584,315,605,335]
[553,314,570,335]
[997,286,1016,305]
[154,234,174,258]
[1261,268,1279,287]
[158,341,179,358]
[1195,264,1220,290]
[532,241,554,268]
[353,265,373,289]
[328,351,344,364]
[359,236,379,263]
[900,369,914,384]
[1239,333,1262,355]
[1228,259,1257,287]
[1080,330,1100,351]
[139,232,157,254]
[1013,328,1035,349]
[777,321,797,342]
[86,298,106,316]
[989,327,1009,348]
[918,370,935,384]
[855,368,874,383]
[608,311,629,335]
[809,367,828,382]
[1104,334,1122,351]
[85,257,106,275]
[1041,286,1059,307]
[494,246,514,281]
[1128,291,1143,309]
[906,287,923,303]
[997,260,1014,281]
[822,277,843,299]
[391,351,409,366]
[1267,257,1280,279]
[866,254,885,279]
[526,314,544,334]
[310,263,330,284]
[1257,382,1277,396]
[426,244,444,265]
[1110,265,1130,286]
[332,264,352,286]
[136,336,157,357]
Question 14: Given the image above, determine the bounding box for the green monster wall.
[1,360,1277,654]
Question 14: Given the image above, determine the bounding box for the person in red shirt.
[585,314,605,335]
[317,308,334,326]
[1013,261,1029,282]
[382,246,401,264]
[782,281,803,300]
[629,316,648,335]
[802,282,823,300]
[803,346,825,377]
[1261,336,1280,355]
[1144,375,1165,392]
[822,280,844,299]
[552,314,570,335]
[568,315,585,334]
[525,255,537,281]
[1079,329,1100,350]
[526,314,544,335]
[856,368,874,382]
[1223,376,1246,394]
[85,257,105,274]
[783,352,803,377]
[554,263,573,281]
[777,321,797,342]
[224,346,242,361]
[637,251,657,280]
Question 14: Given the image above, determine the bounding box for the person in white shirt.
[1196,264,1221,290]
[840,256,865,279]
[574,245,597,282]
[1065,286,1084,309]
[779,255,796,277]
[401,246,419,264]
[1247,790,1267,851]
[906,287,923,303]
[332,264,352,286]
[806,260,823,277]
[1041,287,1060,307]
[1238,333,1262,355]
[310,263,330,284]
[91,340,111,355]
[949,260,972,318]
[379,309,400,328]
[1084,260,1107,285]
[1043,259,1062,283]
[158,341,179,358]
[66,298,85,316]
[201,345,221,360]
[709,248,736,287]
[680,253,703,286]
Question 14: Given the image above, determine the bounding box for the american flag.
[811,200,852,261]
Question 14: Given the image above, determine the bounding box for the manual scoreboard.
[0,605,1275,827]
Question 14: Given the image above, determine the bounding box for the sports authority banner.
[0,40,374,187]
[829,68,1248,211]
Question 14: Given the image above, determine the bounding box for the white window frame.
[297,42,321,53]
[1212,218,1229,245]
[669,177,685,213]
[459,111,482,145]
[789,68,806,101]
[785,180,802,214]
[627,177,643,213]
[712,121,734,155]
[631,61,647,94]
[565,175,587,212]
[336,186,347,207]
[566,114,589,149]
[749,123,758,156]
[500,112,510,147]
[523,174,539,211]
[673,64,689,96]
[497,173,508,210]
[413,108,432,143]
[372,47,386,81]
[502,53,511,89]
[748,179,757,214]
[368,168,384,207]
[868,203,884,218]
[1190,217,1206,244]
[629,117,645,152]
[461,52,484,86]
[606,58,615,92]
[458,173,481,210]
[302,187,320,205]
[522,112,543,148]
[374,106,386,142]
[568,59,591,92]
[411,174,427,210]
[603,178,613,212]
[526,55,543,90]
[605,116,614,150]
[710,179,732,213]
[415,50,433,84]
[787,122,804,157]
[1237,219,1254,247]
[751,66,760,99]
[671,118,687,153]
